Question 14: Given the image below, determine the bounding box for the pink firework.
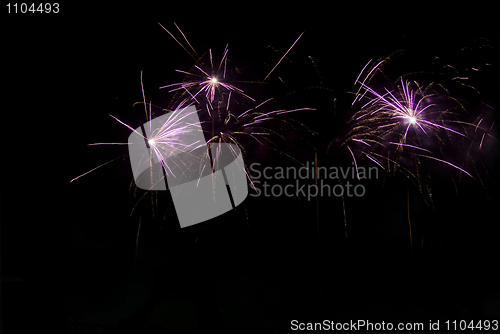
[157,23,255,105]
[344,57,495,197]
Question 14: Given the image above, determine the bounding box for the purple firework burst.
[344,57,495,201]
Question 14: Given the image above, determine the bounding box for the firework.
[157,23,255,106]
[344,55,495,199]
[155,23,315,185]
[71,22,315,224]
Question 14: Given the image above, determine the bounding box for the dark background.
[1,4,499,333]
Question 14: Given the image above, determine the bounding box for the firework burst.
[157,23,256,106]
[343,55,495,201]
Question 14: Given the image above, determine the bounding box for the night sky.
[2,4,499,333]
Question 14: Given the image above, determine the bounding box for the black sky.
[1,4,499,332]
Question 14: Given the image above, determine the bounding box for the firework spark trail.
[158,22,198,61]
[365,154,385,169]
[263,31,305,82]
[70,156,123,183]
[352,59,385,105]
[87,143,130,146]
[237,98,274,119]
[140,70,150,131]
[347,146,359,180]
[388,142,432,153]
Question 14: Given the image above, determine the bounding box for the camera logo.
[128,105,248,228]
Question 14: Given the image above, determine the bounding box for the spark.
[157,22,198,61]
[263,31,305,82]
[416,154,473,178]
[347,146,360,180]
[70,156,122,183]
[88,142,129,146]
